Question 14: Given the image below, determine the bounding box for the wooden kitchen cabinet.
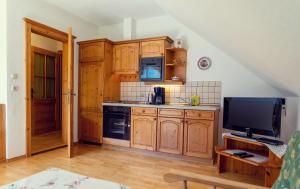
[79,42,104,62]
[157,117,184,154]
[79,62,103,111]
[113,43,139,74]
[140,40,165,57]
[183,119,215,159]
[79,111,102,143]
[131,115,157,151]
[78,40,120,143]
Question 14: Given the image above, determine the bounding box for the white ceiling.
[42,0,166,26]
[156,0,300,96]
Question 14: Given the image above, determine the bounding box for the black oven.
[140,57,164,81]
[103,106,131,140]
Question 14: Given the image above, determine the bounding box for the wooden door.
[0,105,5,162]
[131,115,157,151]
[62,28,74,158]
[31,47,58,136]
[113,43,139,74]
[157,117,184,154]
[79,62,103,143]
[140,40,164,57]
[184,119,214,158]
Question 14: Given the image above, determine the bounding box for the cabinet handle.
[198,113,202,117]
[142,110,146,113]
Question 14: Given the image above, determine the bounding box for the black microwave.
[140,57,164,81]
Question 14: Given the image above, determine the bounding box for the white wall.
[98,15,299,142]
[6,0,98,159]
[298,100,300,130]
[0,0,7,104]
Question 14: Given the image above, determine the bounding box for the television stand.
[215,135,283,187]
[231,132,284,146]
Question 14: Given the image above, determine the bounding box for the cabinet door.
[157,117,184,154]
[79,62,103,111]
[131,115,157,151]
[79,111,102,143]
[184,119,214,158]
[79,62,103,143]
[113,43,139,74]
[79,42,104,62]
[140,40,164,57]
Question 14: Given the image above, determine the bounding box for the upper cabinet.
[140,40,165,57]
[79,42,104,62]
[113,43,139,74]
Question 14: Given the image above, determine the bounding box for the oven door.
[140,57,164,81]
[103,113,130,140]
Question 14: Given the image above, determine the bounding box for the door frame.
[24,18,75,157]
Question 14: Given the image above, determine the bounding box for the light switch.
[11,85,18,92]
[11,73,18,79]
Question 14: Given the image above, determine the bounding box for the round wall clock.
[197,57,212,70]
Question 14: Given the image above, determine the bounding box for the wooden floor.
[31,131,66,154]
[0,144,263,189]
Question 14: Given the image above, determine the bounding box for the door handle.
[62,92,76,96]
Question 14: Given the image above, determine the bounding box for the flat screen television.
[223,97,285,138]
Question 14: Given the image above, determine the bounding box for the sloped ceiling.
[40,0,300,96]
[156,0,300,96]
[41,0,165,25]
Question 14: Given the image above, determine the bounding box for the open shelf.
[215,147,268,167]
[216,135,283,187]
[165,48,187,83]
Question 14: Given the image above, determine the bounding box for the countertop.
[102,102,220,111]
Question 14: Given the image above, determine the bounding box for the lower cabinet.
[79,111,102,143]
[183,119,214,159]
[131,115,157,151]
[157,117,184,154]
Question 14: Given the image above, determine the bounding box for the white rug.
[0,168,129,189]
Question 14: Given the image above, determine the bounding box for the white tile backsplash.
[120,81,222,104]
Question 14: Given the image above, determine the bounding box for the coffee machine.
[153,87,165,105]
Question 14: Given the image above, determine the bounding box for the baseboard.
[6,155,26,163]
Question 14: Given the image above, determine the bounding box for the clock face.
[198,57,212,70]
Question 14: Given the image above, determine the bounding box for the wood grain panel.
[79,111,101,143]
[79,62,103,111]
[158,108,184,118]
[157,117,184,154]
[184,119,214,159]
[79,42,104,62]
[140,40,165,57]
[113,43,139,74]
[131,107,157,116]
[0,105,5,162]
[32,100,57,136]
[185,110,214,121]
[131,115,157,151]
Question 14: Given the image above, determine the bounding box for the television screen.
[223,97,285,137]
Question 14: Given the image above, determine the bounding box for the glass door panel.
[34,53,45,76]
[33,77,44,98]
[46,78,55,98]
[46,56,55,78]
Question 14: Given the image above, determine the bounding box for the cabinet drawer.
[158,108,184,118]
[132,107,157,116]
[185,110,214,120]
[80,42,104,62]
